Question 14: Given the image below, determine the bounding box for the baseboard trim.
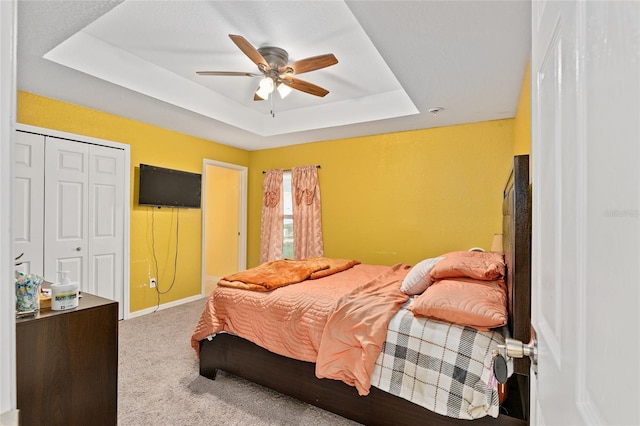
[126,294,204,319]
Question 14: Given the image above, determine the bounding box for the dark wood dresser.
[16,293,118,426]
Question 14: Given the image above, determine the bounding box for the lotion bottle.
[51,271,79,311]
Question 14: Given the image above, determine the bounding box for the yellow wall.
[248,119,515,268]
[17,91,249,312]
[514,63,531,156]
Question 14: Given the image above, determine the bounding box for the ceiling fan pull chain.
[270,93,275,118]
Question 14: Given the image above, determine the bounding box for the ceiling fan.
[197,34,338,101]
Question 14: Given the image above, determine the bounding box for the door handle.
[492,334,538,383]
[75,247,81,251]
[500,336,538,364]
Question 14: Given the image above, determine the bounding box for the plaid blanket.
[370,301,510,419]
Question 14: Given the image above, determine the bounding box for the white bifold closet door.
[13,131,44,276]
[44,136,125,308]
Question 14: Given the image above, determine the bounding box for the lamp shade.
[277,83,292,99]
[255,77,275,100]
[491,234,503,253]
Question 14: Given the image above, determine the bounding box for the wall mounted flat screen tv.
[138,164,202,208]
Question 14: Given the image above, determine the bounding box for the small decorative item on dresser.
[15,271,43,317]
[39,286,52,309]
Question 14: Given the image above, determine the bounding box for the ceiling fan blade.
[282,77,329,97]
[196,71,260,77]
[229,34,269,71]
[281,54,338,75]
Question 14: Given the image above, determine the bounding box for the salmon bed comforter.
[191,263,411,395]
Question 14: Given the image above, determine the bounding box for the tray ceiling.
[17,1,531,150]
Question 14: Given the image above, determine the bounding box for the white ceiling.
[17,1,531,151]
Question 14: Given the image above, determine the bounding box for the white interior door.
[44,135,126,318]
[531,1,640,424]
[88,144,125,315]
[44,136,89,287]
[13,132,44,275]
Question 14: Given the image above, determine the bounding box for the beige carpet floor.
[117,297,360,425]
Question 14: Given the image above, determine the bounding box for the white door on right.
[87,143,125,315]
[531,1,639,424]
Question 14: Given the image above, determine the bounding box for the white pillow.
[401,256,444,295]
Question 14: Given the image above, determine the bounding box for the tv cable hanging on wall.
[150,207,180,312]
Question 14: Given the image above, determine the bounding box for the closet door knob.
[75,247,81,252]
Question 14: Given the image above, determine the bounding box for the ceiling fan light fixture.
[199,35,337,101]
[277,82,292,99]
[256,77,275,100]
[255,87,270,100]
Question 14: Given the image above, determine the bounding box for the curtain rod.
[262,165,321,174]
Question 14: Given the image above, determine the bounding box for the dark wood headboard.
[502,155,531,376]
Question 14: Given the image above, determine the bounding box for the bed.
[192,155,531,426]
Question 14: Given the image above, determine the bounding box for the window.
[282,170,293,258]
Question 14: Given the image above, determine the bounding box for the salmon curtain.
[260,169,284,264]
[292,165,324,259]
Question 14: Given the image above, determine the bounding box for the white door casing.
[13,131,44,275]
[0,0,17,414]
[531,1,640,425]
